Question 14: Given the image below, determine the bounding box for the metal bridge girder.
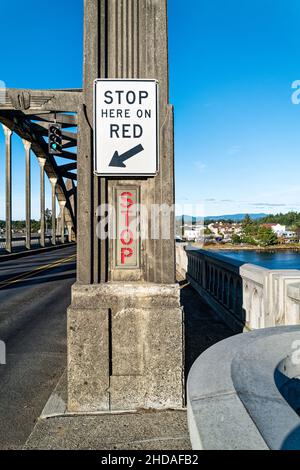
[0,89,81,235]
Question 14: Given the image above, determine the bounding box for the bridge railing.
[240,264,300,329]
[0,234,70,254]
[176,244,300,332]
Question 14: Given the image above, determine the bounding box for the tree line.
[258,211,300,228]
[206,211,300,228]
[0,209,52,233]
[0,220,41,233]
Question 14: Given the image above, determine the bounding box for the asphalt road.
[0,246,76,449]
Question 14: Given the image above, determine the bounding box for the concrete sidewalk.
[25,410,190,450]
[24,372,190,450]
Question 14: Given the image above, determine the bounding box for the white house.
[184,225,204,241]
[283,230,296,239]
[272,224,286,235]
[263,223,286,236]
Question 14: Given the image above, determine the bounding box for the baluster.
[232,278,237,313]
[221,272,225,305]
[229,276,234,311]
[214,266,218,297]
[217,269,221,301]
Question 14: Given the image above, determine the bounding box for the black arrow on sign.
[109,144,144,168]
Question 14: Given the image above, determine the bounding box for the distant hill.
[205,213,267,222]
[176,213,268,223]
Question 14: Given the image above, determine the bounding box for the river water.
[214,249,300,269]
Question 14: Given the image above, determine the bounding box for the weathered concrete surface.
[68,283,184,412]
[68,307,110,412]
[24,408,190,450]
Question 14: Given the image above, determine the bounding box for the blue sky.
[0,0,83,219]
[1,0,300,218]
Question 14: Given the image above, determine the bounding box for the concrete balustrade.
[175,243,188,279]
[240,265,300,329]
[286,283,300,324]
[187,326,300,450]
[176,245,244,332]
[176,244,300,331]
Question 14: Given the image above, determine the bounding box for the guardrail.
[0,235,61,243]
[176,244,300,331]
[0,235,70,254]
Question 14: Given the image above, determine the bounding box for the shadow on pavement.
[181,282,235,381]
[0,262,76,291]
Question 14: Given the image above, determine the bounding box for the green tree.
[242,214,252,227]
[242,215,259,237]
[257,226,278,247]
[31,220,40,233]
[258,211,300,228]
[232,234,241,244]
[241,235,258,245]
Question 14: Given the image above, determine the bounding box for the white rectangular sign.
[94,79,159,176]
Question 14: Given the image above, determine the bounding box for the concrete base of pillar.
[68,282,185,413]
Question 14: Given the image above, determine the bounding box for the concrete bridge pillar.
[2,125,12,253]
[22,139,31,250]
[49,177,57,245]
[58,200,66,244]
[68,0,184,413]
[37,157,46,248]
[67,224,73,243]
